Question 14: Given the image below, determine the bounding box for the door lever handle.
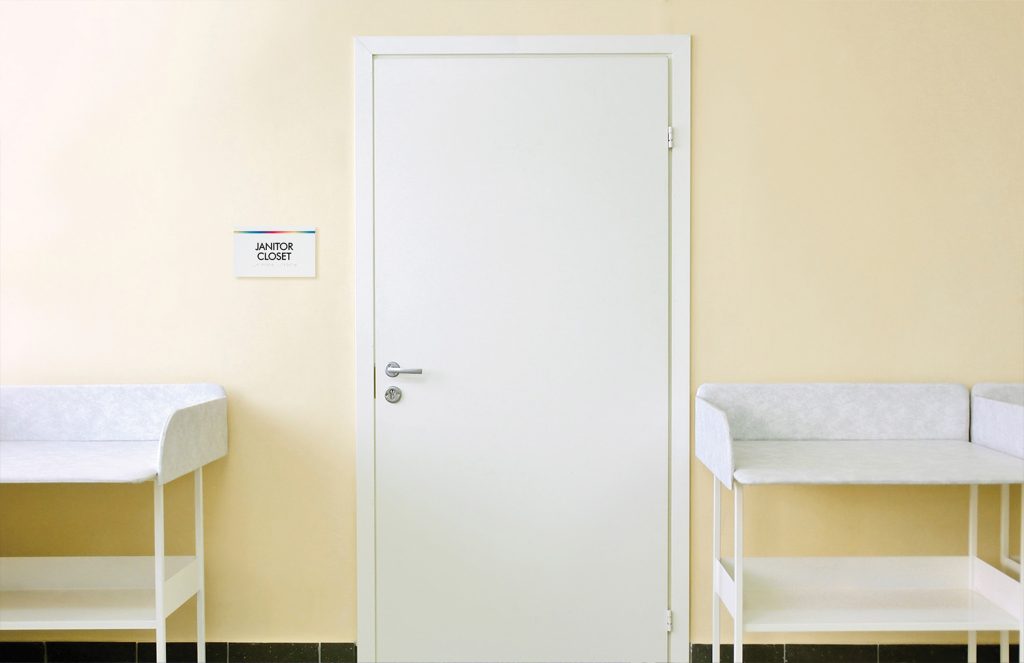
[385,362,423,378]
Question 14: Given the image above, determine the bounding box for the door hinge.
[373,365,377,398]
[665,608,673,632]
[667,126,674,150]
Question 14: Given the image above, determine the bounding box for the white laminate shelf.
[0,440,160,484]
[717,556,1023,633]
[732,440,1024,485]
[0,556,199,630]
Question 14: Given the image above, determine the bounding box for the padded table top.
[0,440,159,483]
[733,439,1024,485]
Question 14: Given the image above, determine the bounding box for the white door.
[367,46,676,663]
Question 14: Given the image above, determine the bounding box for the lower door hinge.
[667,126,674,150]
[665,608,673,632]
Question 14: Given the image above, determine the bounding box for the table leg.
[969,484,978,663]
[713,479,721,663]
[1002,485,1010,663]
[195,468,206,663]
[154,481,166,663]
[734,483,744,663]
[1002,485,1011,569]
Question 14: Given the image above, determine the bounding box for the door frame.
[355,35,691,662]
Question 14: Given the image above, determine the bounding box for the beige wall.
[1,0,1021,647]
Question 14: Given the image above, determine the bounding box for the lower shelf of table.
[717,556,1023,633]
[0,556,198,630]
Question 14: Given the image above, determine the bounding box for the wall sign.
[234,228,316,278]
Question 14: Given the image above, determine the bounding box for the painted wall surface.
[1,0,1022,647]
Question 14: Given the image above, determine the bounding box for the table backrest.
[0,384,226,442]
[696,383,969,441]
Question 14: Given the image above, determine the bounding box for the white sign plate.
[234,228,316,278]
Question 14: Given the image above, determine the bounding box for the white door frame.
[355,35,691,662]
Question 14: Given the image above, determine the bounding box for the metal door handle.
[385,362,423,378]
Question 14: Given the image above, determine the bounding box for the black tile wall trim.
[45,642,137,663]
[228,643,319,663]
[692,643,1022,663]
[137,642,228,663]
[879,645,980,663]
[0,642,1015,663]
[691,643,785,662]
[317,644,356,663]
[0,643,352,663]
[0,642,44,663]
[978,645,1022,663]
[786,644,879,663]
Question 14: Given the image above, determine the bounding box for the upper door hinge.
[665,608,673,632]
[667,126,674,150]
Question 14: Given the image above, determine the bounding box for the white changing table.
[697,383,1024,663]
[0,384,228,663]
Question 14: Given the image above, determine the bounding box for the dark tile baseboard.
[692,643,1022,663]
[0,644,45,663]
[0,642,355,663]
[136,642,227,663]
[2,642,1017,663]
